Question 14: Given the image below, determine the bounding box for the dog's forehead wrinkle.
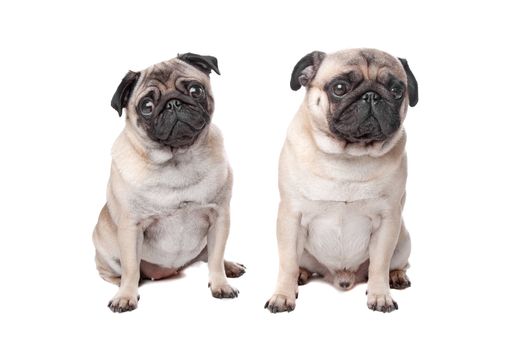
[317,49,401,87]
[147,65,172,83]
[144,60,196,84]
[137,70,210,100]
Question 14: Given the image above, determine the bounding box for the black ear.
[178,52,220,75]
[398,58,418,107]
[290,51,326,91]
[111,71,140,116]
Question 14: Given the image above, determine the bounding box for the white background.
[1,0,524,348]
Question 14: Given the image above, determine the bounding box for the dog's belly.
[304,204,372,272]
[141,206,213,269]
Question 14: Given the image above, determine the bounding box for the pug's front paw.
[265,293,296,313]
[108,292,140,313]
[209,282,239,298]
[367,292,398,313]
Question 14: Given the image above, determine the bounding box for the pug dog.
[265,48,418,313]
[93,53,245,313]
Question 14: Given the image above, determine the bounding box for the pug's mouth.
[153,119,206,148]
[330,115,390,144]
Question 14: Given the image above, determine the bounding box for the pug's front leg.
[108,219,143,312]
[265,202,304,313]
[207,206,239,298]
[367,211,401,313]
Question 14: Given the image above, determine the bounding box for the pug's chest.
[141,205,216,269]
[301,200,381,272]
[132,181,218,216]
[130,165,226,217]
[297,173,385,203]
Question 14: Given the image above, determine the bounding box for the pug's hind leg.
[95,251,121,285]
[197,246,246,278]
[93,205,123,286]
[298,268,313,285]
[224,260,246,278]
[390,269,411,290]
[298,250,327,285]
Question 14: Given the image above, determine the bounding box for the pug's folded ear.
[111,71,140,117]
[290,51,326,91]
[398,58,418,107]
[178,53,220,75]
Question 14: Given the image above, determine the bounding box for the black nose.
[165,99,182,111]
[361,91,381,104]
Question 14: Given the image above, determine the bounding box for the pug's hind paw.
[297,268,313,285]
[389,270,411,290]
[224,261,246,278]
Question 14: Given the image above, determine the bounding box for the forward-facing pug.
[93,53,244,313]
[265,48,418,313]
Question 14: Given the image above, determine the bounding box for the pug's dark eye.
[139,97,155,118]
[390,84,404,100]
[331,82,350,97]
[189,84,206,100]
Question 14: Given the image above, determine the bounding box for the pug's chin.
[148,122,206,150]
[329,125,390,146]
[337,133,389,146]
[162,136,198,150]
[346,128,405,157]
[165,127,211,153]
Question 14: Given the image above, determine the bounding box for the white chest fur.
[301,201,375,272]
[141,204,216,268]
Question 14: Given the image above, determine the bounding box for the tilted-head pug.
[93,53,245,313]
[265,48,418,313]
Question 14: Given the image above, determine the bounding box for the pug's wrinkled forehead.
[137,58,211,94]
[314,49,407,88]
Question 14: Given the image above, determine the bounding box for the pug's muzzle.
[330,90,401,144]
[141,91,210,148]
